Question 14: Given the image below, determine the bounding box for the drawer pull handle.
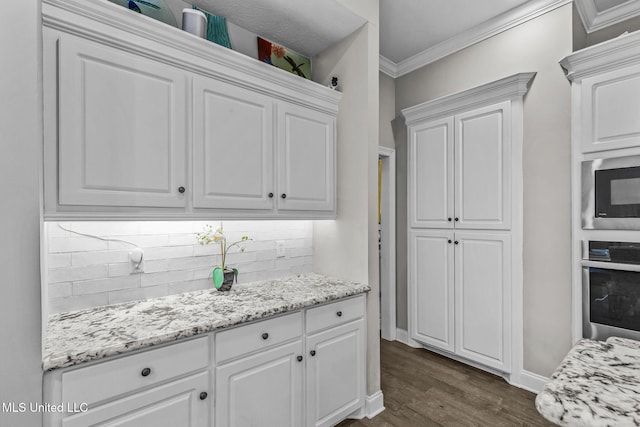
[262,333,269,340]
[454,217,459,222]
[454,241,459,245]
[199,392,208,400]
[281,193,287,199]
[141,367,151,377]
[297,355,303,362]
[268,192,274,198]
[178,186,186,194]
[336,311,343,317]
[310,350,316,357]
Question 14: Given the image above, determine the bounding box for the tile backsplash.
[46,221,313,314]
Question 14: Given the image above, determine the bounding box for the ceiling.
[379,0,531,64]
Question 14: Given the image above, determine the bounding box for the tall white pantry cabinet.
[403,73,534,375]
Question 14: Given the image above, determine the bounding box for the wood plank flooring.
[337,340,554,427]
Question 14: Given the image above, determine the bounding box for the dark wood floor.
[337,340,554,427]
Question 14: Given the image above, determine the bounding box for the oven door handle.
[581,260,640,272]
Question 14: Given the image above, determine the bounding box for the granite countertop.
[43,273,370,371]
[535,336,640,426]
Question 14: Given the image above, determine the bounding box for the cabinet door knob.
[141,367,151,377]
[310,350,316,357]
[268,192,274,198]
[199,392,208,400]
[448,240,452,244]
[454,217,459,222]
[178,186,186,194]
[448,218,452,222]
[297,355,303,362]
[261,332,269,340]
[281,193,287,199]
[454,241,459,245]
[336,311,343,317]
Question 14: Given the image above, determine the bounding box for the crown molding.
[560,29,640,81]
[42,0,341,114]
[401,72,536,126]
[381,0,571,79]
[379,55,398,78]
[575,0,640,34]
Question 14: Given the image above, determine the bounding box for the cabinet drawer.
[62,336,209,406]
[215,312,302,364]
[306,295,365,334]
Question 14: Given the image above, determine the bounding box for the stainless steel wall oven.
[582,240,640,341]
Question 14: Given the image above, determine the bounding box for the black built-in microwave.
[583,155,640,229]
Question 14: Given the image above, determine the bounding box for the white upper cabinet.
[57,35,187,208]
[404,74,533,231]
[455,101,511,229]
[561,35,640,154]
[193,77,274,210]
[277,104,336,212]
[409,117,454,229]
[42,0,341,220]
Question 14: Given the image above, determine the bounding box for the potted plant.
[196,223,251,291]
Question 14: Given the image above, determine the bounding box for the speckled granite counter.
[43,273,370,371]
[535,336,640,426]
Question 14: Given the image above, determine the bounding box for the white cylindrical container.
[182,9,207,39]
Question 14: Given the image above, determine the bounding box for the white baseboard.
[365,390,385,418]
[395,328,422,348]
[516,370,549,394]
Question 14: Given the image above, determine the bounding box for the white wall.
[394,5,573,377]
[379,71,396,150]
[46,221,313,313]
[0,1,44,425]
[313,0,381,397]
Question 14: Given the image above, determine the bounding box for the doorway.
[378,146,396,341]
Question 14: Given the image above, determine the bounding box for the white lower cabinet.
[45,297,367,427]
[409,229,511,372]
[61,372,209,427]
[306,320,365,427]
[215,341,304,427]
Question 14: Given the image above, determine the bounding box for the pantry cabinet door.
[454,101,511,230]
[408,117,454,229]
[57,35,187,208]
[408,229,455,352]
[454,232,511,372]
[193,77,275,210]
[277,103,335,212]
[216,341,304,427]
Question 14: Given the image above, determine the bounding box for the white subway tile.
[142,259,172,274]
[48,253,72,269]
[236,260,275,274]
[192,268,213,281]
[168,233,199,246]
[141,269,194,287]
[169,255,217,271]
[49,294,110,314]
[49,282,72,299]
[167,279,212,295]
[108,263,132,278]
[73,274,140,295]
[70,222,140,236]
[72,250,129,267]
[47,222,72,237]
[108,235,169,249]
[286,247,313,258]
[255,249,277,261]
[275,257,307,270]
[49,265,108,284]
[108,285,168,305]
[225,251,257,265]
[193,244,219,256]
[68,237,109,252]
[144,246,193,261]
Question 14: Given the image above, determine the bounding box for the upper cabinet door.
[408,117,454,229]
[581,63,640,153]
[277,103,336,212]
[454,101,511,230]
[57,35,187,208]
[192,77,274,210]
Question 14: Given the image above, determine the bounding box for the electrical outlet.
[276,240,286,258]
[129,248,144,274]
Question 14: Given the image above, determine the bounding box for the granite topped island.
[43,273,370,371]
[535,336,640,426]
